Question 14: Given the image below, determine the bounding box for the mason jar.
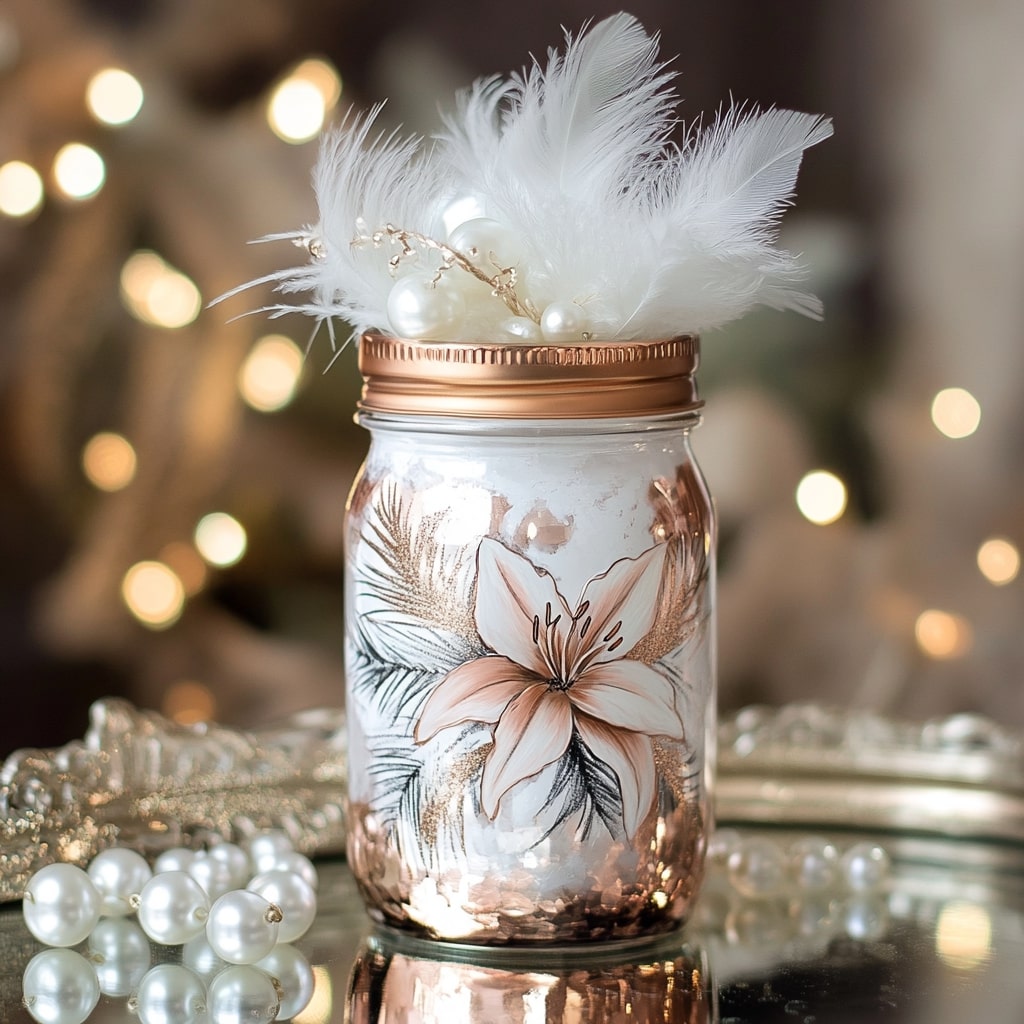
[344,334,716,945]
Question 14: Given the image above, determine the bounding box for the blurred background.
[1,0,1021,756]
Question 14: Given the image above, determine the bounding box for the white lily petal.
[570,661,685,739]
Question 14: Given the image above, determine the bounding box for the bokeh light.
[0,160,44,218]
[86,67,144,126]
[977,537,1020,586]
[936,902,992,970]
[238,334,304,411]
[157,541,209,596]
[292,966,332,1024]
[266,58,341,144]
[795,470,848,525]
[914,609,973,660]
[81,432,137,491]
[122,561,186,629]
[194,512,248,567]
[120,250,202,328]
[931,387,981,439]
[52,142,106,200]
[162,680,217,725]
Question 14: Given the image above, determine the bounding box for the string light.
[267,58,341,144]
[0,160,44,218]
[194,512,247,568]
[86,68,144,126]
[238,334,304,412]
[122,561,186,629]
[81,432,137,492]
[931,387,981,439]
[162,680,217,725]
[120,250,202,329]
[977,537,1020,586]
[795,470,847,525]
[914,609,973,660]
[52,143,106,200]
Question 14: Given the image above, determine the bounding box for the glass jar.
[344,335,716,945]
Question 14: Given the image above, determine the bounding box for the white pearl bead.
[498,316,543,343]
[22,949,101,1024]
[448,217,526,272]
[136,871,210,946]
[134,963,207,1024]
[387,272,465,340]
[248,870,317,943]
[87,917,151,997]
[841,842,891,891]
[269,851,319,891]
[540,300,591,342]
[87,847,152,917]
[154,847,197,874]
[206,843,251,890]
[727,838,787,899]
[182,934,228,982]
[207,965,280,1024]
[256,945,316,1021]
[188,852,237,900]
[22,864,102,947]
[206,890,281,965]
[787,836,840,892]
[245,831,294,877]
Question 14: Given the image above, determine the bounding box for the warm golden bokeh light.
[162,680,217,725]
[194,512,248,567]
[52,142,106,200]
[122,561,186,629]
[238,334,305,411]
[931,387,981,439]
[157,541,209,596]
[0,160,44,218]
[268,78,327,143]
[86,67,144,125]
[292,57,343,107]
[81,432,137,491]
[936,902,992,970]
[292,966,333,1024]
[120,250,202,329]
[977,536,1020,586]
[914,609,973,660]
[795,470,848,525]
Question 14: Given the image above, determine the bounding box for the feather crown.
[231,13,832,350]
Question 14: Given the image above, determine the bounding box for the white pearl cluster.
[21,833,318,1024]
[381,217,593,344]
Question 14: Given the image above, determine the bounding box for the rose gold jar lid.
[357,333,701,419]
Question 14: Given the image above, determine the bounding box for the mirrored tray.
[1,700,1022,1022]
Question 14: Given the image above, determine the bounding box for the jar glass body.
[344,411,716,945]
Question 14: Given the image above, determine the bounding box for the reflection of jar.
[345,335,716,945]
[347,930,711,1024]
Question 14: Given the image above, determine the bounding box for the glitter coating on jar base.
[344,337,716,945]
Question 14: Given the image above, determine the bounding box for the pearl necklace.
[21,832,318,1024]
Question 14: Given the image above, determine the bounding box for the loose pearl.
[841,842,891,891]
[206,843,251,891]
[248,870,317,943]
[136,871,210,946]
[87,847,152,917]
[269,851,319,891]
[387,272,465,340]
[207,965,280,1024]
[23,864,102,948]
[188,852,237,900]
[539,300,591,342]
[448,217,526,273]
[182,934,228,982]
[87,917,151,997]
[22,949,100,1024]
[133,963,207,1024]
[498,316,543,344]
[206,890,281,965]
[256,945,316,1021]
[154,847,196,874]
[245,831,294,876]
[728,838,787,899]
[787,836,840,892]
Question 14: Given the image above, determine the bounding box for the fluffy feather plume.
[233,13,832,346]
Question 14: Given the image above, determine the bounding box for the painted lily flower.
[415,538,684,838]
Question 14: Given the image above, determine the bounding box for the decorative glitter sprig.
[226,13,832,349]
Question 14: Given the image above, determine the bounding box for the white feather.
[231,15,832,343]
